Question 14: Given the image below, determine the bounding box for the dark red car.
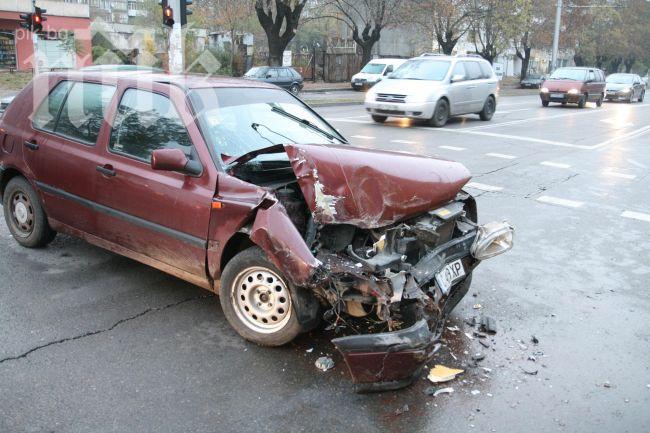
[0,71,513,391]
[540,67,606,108]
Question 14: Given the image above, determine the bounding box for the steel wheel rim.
[486,98,495,115]
[231,266,292,334]
[10,191,34,237]
[436,102,448,123]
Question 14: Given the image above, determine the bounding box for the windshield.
[549,68,587,81]
[606,74,633,84]
[389,59,450,81]
[245,67,267,78]
[189,88,345,165]
[360,63,386,74]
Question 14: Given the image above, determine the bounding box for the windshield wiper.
[271,106,341,143]
[223,143,286,171]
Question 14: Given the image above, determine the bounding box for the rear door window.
[32,80,73,131]
[109,89,194,163]
[278,68,290,78]
[266,69,278,78]
[464,62,482,80]
[452,62,467,79]
[55,82,116,144]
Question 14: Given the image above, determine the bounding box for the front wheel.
[289,84,300,95]
[639,91,645,102]
[596,93,603,107]
[578,94,587,108]
[3,176,56,248]
[428,98,449,127]
[371,114,387,123]
[542,100,549,107]
[479,95,496,121]
[219,247,303,346]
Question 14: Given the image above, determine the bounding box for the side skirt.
[49,218,218,293]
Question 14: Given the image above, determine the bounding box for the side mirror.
[151,148,202,176]
[451,74,465,83]
[266,74,273,78]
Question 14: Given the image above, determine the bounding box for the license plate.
[550,92,564,98]
[435,259,466,294]
[379,104,398,111]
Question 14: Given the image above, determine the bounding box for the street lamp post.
[550,0,562,72]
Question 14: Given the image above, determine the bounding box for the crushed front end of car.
[231,143,514,391]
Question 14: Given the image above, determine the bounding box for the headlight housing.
[567,88,579,94]
[621,87,631,93]
[471,221,515,260]
[540,87,549,93]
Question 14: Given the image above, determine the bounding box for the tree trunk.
[624,57,635,73]
[230,28,236,76]
[353,23,381,68]
[255,0,306,67]
[574,53,584,66]
[360,44,373,67]
[437,30,458,55]
[518,47,531,79]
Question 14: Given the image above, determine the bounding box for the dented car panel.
[285,143,472,228]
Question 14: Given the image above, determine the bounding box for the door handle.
[24,140,39,150]
[466,85,477,89]
[96,164,116,177]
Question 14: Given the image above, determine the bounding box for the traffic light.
[180,0,192,26]
[33,7,46,33]
[160,0,174,27]
[19,13,33,31]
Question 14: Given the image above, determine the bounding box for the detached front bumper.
[332,221,513,392]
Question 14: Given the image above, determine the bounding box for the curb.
[306,100,364,107]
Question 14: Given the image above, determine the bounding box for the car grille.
[375,109,406,115]
[376,93,406,103]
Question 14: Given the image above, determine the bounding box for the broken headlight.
[470,221,514,260]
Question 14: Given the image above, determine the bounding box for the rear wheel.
[428,98,449,127]
[596,93,603,107]
[542,100,549,107]
[2,176,56,248]
[219,247,303,346]
[578,94,587,108]
[639,90,645,102]
[479,95,496,121]
[289,84,300,95]
[371,114,387,123]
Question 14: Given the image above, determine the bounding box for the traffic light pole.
[168,0,183,74]
[31,0,39,75]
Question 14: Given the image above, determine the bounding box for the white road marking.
[536,195,584,208]
[495,108,532,114]
[465,182,503,192]
[391,139,417,144]
[486,153,517,159]
[627,158,648,169]
[439,145,466,151]
[603,169,637,180]
[592,125,650,149]
[459,130,582,148]
[601,118,633,128]
[540,161,571,169]
[326,118,373,124]
[621,211,650,223]
[350,135,375,139]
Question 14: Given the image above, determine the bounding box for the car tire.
[639,91,645,102]
[429,98,449,127]
[542,100,549,107]
[219,246,303,347]
[596,93,603,107]
[289,84,300,95]
[578,94,587,108]
[3,176,56,248]
[371,114,387,123]
[479,95,496,121]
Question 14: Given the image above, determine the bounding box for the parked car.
[365,54,498,127]
[605,73,645,103]
[350,58,406,91]
[0,71,512,391]
[0,94,15,115]
[520,73,545,89]
[244,66,304,94]
[540,67,606,108]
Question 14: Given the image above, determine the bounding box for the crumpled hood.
[284,143,471,229]
[542,79,584,92]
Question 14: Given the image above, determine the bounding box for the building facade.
[0,0,92,71]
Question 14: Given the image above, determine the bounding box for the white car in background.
[364,54,498,127]
[350,58,406,90]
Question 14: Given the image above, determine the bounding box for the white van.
[351,58,406,90]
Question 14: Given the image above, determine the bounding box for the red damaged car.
[0,71,513,391]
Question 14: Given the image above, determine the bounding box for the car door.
[447,62,472,115]
[278,68,293,89]
[265,68,281,87]
[463,61,486,111]
[586,70,600,101]
[26,80,116,235]
[93,83,217,279]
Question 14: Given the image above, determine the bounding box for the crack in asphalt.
[523,173,579,199]
[0,294,215,365]
[474,161,521,177]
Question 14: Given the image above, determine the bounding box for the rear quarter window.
[464,62,482,80]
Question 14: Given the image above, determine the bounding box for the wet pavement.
[2,94,650,432]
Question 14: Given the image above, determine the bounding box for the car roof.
[42,70,278,91]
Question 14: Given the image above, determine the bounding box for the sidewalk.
[302,81,351,93]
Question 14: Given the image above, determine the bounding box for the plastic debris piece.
[315,356,335,372]
[433,387,454,397]
[472,353,486,362]
[479,316,497,334]
[464,332,474,340]
[447,326,460,332]
[531,335,539,345]
[520,365,538,375]
[428,365,464,383]
[394,404,409,416]
[479,340,490,348]
[306,348,314,353]
[423,386,437,396]
[473,304,482,310]
[603,382,612,388]
[471,390,481,396]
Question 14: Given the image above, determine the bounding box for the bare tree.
[323,0,404,66]
[255,0,309,66]
[512,0,553,78]
[470,0,526,64]
[408,0,472,55]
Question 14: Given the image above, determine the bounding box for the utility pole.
[168,0,183,74]
[550,0,562,72]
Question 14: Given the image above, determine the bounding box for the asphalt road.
[2,94,650,433]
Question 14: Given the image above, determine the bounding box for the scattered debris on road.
[433,387,455,397]
[394,404,410,416]
[471,389,481,396]
[428,365,464,383]
[471,352,486,362]
[479,316,497,334]
[520,365,539,375]
[315,356,335,372]
[531,335,539,345]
